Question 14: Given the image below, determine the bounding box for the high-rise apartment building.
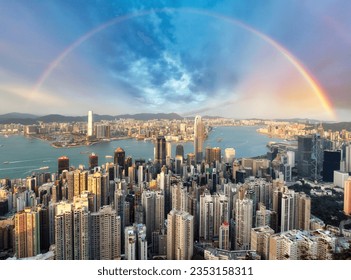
[124,224,147,260]
[199,190,214,241]
[167,210,194,260]
[55,202,73,260]
[194,115,204,163]
[91,205,121,260]
[235,198,253,250]
[219,222,230,250]
[251,226,274,260]
[15,208,40,259]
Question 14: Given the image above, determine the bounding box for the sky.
[0,0,350,121]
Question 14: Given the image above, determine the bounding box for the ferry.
[105,155,113,159]
[39,166,49,170]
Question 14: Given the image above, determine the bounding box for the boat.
[3,161,9,164]
[4,135,8,138]
[105,155,113,159]
[39,166,49,170]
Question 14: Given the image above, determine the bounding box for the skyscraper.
[219,222,230,250]
[89,153,99,169]
[114,147,125,168]
[194,115,204,163]
[235,198,253,250]
[346,144,351,173]
[58,156,69,175]
[167,210,194,260]
[91,205,121,260]
[15,208,40,258]
[344,177,351,215]
[87,110,93,137]
[155,135,166,167]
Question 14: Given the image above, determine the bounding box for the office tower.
[322,150,341,182]
[155,135,166,167]
[15,208,40,258]
[219,222,230,250]
[295,192,311,230]
[37,205,50,252]
[166,141,171,158]
[124,224,147,260]
[114,147,125,169]
[58,156,69,175]
[89,153,98,169]
[344,177,351,215]
[87,110,93,137]
[167,210,194,260]
[176,144,184,158]
[199,190,214,241]
[235,198,253,250]
[175,155,183,175]
[250,226,274,260]
[205,147,222,165]
[297,135,313,178]
[55,202,73,260]
[194,115,204,163]
[287,151,295,168]
[281,190,295,232]
[224,148,235,164]
[91,206,121,260]
[124,156,132,177]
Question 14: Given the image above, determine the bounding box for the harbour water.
[0,126,282,179]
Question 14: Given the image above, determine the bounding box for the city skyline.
[1,1,351,121]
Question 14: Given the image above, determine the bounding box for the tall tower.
[55,202,73,260]
[194,115,204,163]
[114,147,125,168]
[344,177,351,215]
[155,136,166,167]
[89,153,99,169]
[219,222,230,250]
[345,145,351,173]
[167,210,194,260]
[235,198,253,250]
[58,156,69,175]
[15,208,40,259]
[87,110,93,137]
[91,205,121,260]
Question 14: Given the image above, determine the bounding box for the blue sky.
[1,0,350,120]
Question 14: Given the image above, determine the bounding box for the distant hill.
[321,122,351,132]
[0,112,183,124]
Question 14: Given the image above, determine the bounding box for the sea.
[0,126,282,179]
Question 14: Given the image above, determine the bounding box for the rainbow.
[33,8,335,118]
